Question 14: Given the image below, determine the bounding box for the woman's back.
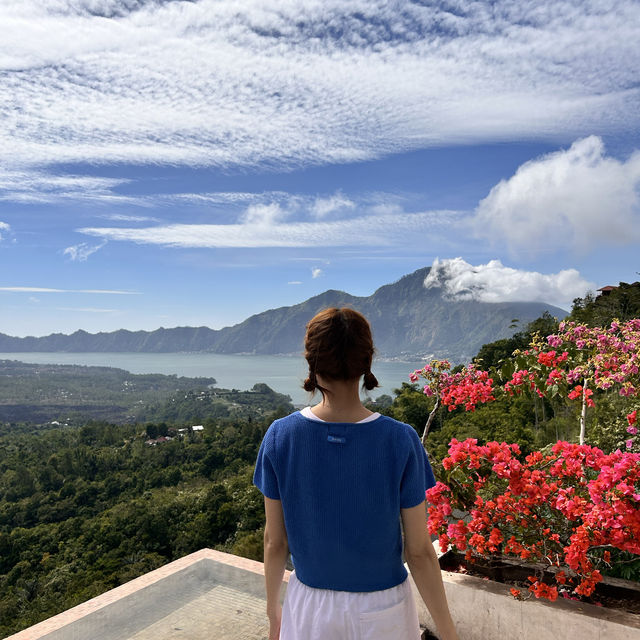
[254,410,435,591]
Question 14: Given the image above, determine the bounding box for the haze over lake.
[0,353,427,406]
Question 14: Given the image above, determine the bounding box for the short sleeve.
[400,426,437,509]
[253,426,280,500]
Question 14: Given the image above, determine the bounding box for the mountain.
[0,268,567,361]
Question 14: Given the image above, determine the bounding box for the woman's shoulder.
[374,415,423,446]
[375,413,417,431]
[265,410,307,433]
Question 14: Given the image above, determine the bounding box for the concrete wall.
[409,569,640,640]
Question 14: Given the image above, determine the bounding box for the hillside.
[0,268,568,361]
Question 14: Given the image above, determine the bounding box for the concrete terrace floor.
[6,549,280,640]
[127,584,268,640]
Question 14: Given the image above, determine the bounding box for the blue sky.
[1,0,639,337]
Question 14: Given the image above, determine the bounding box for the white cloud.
[475,136,640,254]
[169,191,290,205]
[77,210,459,248]
[1,1,638,173]
[311,268,323,278]
[288,280,302,285]
[104,214,160,223]
[0,221,9,241]
[424,257,593,310]
[56,307,118,313]
[369,202,404,217]
[240,203,289,226]
[311,193,355,219]
[63,241,106,262]
[0,168,135,204]
[0,287,138,294]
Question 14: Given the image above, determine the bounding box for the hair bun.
[303,373,317,393]
[363,371,379,391]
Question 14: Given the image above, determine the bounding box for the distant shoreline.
[0,351,434,362]
[0,352,428,405]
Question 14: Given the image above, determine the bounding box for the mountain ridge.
[0,267,568,361]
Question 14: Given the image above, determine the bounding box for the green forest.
[0,361,293,425]
[1,281,638,636]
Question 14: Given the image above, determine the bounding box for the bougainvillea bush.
[411,318,640,450]
[410,318,640,600]
[426,438,640,602]
[503,318,640,446]
[409,360,495,444]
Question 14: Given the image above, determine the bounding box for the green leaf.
[501,360,514,381]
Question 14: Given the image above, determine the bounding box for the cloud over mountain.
[424,258,593,310]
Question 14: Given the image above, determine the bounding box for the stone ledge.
[409,560,640,640]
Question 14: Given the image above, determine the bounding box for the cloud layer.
[474,136,640,253]
[0,168,135,204]
[2,1,639,172]
[424,257,593,309]
[78,209,457,248]
[0,287,137,294]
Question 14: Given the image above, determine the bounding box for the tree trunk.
[422,396,440,446]
[579,379,588,445]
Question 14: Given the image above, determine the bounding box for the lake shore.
[0,352,428,405]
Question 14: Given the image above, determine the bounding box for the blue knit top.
[253,411,436,592]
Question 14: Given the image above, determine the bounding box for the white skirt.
[280,572,421,640]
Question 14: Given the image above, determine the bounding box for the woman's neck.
[310,376,373,423]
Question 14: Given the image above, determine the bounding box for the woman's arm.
[264,496,289,640]
[401,501,459,640]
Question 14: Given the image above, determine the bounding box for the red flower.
[427,436,640,603]
[568,385,582,400]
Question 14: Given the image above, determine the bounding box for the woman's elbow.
[405,540,438,565]
[264,528,288,553]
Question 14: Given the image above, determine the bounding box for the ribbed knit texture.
[254,411,436,592]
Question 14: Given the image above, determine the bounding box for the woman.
[254,308,458,640]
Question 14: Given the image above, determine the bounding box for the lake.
[0,352,427,405]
